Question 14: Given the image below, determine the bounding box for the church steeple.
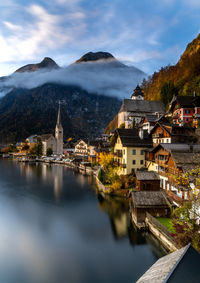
[55,101,63,155]
[57,102,61,125]
[131,85,144,100]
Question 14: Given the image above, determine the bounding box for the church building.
[118,85,165,128]
[41,103,63,156]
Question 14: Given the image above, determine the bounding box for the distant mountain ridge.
[0,51,145,143]
[15,57,59,73]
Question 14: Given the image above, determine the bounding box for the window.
[140,150,144,155]
[185,109,190,114]
[186,118,189,122]
[140,160,144,165]
[123,149,125,155]
[132,160,136,165]
[132,149,136,155]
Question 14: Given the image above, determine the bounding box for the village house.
[135,171,160,191]
[137,244,200,283]
[74,139,88,157]
[150,122,196,146]
[87,140,99,163]
[131,191,171,227]
[25,135,39,150]
[117,86,165,128]
[146,143,200,204]
[112,128,152,175]
[139,114,168,134]
[169,95,200,127]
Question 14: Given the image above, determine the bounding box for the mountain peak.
[15,57,59,73]
[75,51,115,63]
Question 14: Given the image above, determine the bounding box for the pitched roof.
[137,244,200,283]
[150,122,192,136]
[170,95,200,111]
[119,99,165,114]
[136,170,160,181]
[40,134,54,141]
[115,128,152,148]
[132,191,170,208]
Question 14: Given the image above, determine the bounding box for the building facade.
[112,128,152,175]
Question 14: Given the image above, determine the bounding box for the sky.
[0,0,200,76]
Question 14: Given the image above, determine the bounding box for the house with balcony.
[150,122,196,147]
[112,128,152,175]
[146,143,200,204]
[74,139,88,157]
[169,95,200,127]
[139,114,168,134]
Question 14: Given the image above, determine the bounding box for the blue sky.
[0,0,200,76]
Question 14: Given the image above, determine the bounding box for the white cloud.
[0,3,86,63]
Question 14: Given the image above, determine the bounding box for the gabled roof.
[136,170,160,181]
[74,139,88,146]
[151,143,200,154]
[137,244,200,283]
[170,95,200,112]
[40,134,54,141]
[119,99,165,114]
[132,191,170,208]
[150,122,191,136]
[26,134,38,143]
[113,128,152,148]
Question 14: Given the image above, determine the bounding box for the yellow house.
[112,128,152,175]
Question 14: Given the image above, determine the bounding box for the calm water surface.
[0,159,167,283]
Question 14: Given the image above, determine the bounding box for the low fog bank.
[0,61,146,99]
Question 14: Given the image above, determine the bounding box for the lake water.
[0,159,167,283]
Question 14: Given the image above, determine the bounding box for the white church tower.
[55,102,63,155]
[131,85,144,100]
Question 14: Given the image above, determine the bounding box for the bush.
[46,147,53,156]
[91,161,99,169]
[111,179,122,190]
[98,168,105,183]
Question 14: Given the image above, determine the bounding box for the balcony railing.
[114,151,122,157]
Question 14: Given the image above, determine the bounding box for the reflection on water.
[0,160,167,283]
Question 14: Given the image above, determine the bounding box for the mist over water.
[0,60,146,99]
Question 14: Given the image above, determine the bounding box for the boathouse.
[131,191,171,227]
[135,171,160,191]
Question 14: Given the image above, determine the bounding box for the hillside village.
[1,85,200,259]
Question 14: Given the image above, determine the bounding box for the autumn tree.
[172,167,200,252]
[160,82,177,106]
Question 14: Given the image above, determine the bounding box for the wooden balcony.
[114,151,122,157]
